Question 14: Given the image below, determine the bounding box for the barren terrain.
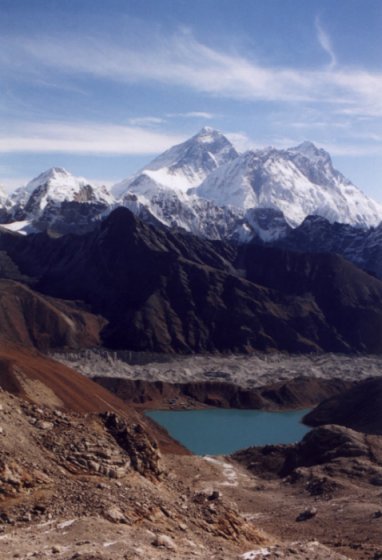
[0,349,381,559]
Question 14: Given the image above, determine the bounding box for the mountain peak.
[193,126,222,143]
[289,141,331,163]
[24,167,74,193]
[113,128,238,199]
[33,167,70,182]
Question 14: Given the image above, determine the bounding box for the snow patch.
[203,456,239,487]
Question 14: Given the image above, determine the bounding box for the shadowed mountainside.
[304,377,382,435]
[1,208,382,353]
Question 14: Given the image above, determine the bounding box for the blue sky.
[1,0,382,200]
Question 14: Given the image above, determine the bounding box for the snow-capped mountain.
[0,186,11,209]
[112,128,382,240]
[0,185,12,223]
[10,168,114,234]
[196,141,382,228]
[112,127,238,199]
[0,184,9,205]
[114,127,249,240]
[14,167,114,212]
[2,128,381,244]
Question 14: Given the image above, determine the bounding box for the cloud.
[0,121,186,155]
[127,116,165,127]
[167,111,216,119]
[0,176,30,192]
[1,29,382,118]
[320,142,382,157]
[315,17,337,70]
[225,132,258,152]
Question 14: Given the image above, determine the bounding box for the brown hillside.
[0,344,186,454]
[0,279,104,351]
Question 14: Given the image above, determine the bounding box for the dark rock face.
[304,377,382,435]
[1,207,382,354]
[272,215,382,280]
[236,242,382,353]
[34,200,109,235]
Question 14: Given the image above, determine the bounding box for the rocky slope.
[304,377,382,435]
[236,242,382,352]
[1,208,382,354]
[0,347,376,560]
[232,424,382,559]
[0,361,274,560]
[0,279,105,352]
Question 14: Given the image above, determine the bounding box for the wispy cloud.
[0,176,30,192]
[0,121,186,155]
[225,132,258,152]
[167,111,216,119]
[320,142,382,157]
[1,30,382,117]
[315,17,337,70]
[127,116,165,127]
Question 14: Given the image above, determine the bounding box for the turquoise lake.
[146,408,311,455]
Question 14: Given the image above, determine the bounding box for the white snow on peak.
[25,167,73,194]
[4,130,381,238]
[194,126,221,143]
[196,145,382,228]
[112,127,238,199]
[0,184,10,208]
[289,141,329,162]
[13,167,114,216]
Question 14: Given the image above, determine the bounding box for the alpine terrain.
[0,128,382,560]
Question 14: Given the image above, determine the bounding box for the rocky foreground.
[0,387,268,560]
[1,348,382,559]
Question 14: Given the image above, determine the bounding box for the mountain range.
[0,128,381,355]
[1,128,381,242]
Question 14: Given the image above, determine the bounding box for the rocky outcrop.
[233,424,382,481]
[304,377,382,435]
[101,412,161,479]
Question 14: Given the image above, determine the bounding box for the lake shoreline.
[145,408,312,455]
